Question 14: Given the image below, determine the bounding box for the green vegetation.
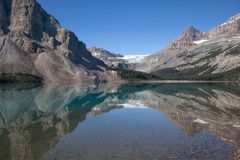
[152,66,240,81]
[226,45,240,55]
[152,45,240,81]
[0,73,43,83]
[107,67,163,81]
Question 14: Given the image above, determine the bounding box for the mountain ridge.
[0,1,239,82]
[135,13,240,81]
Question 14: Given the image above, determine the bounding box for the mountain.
[137,13,240,81]
[0,0,120,83]
[208,13,240,39]
[88,46,123,58]
[166,26,207,50]
[88,47,126,68]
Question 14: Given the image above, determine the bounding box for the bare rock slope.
[0,0,119,82]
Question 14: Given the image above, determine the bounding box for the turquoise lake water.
[0,83,240,160]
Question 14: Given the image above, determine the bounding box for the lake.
[0,83,240,160]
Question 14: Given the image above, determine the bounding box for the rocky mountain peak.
[88,47,123,58]
[166,26,205,50]
[164,13,240,51]
[181,26,203,40]
[185,26,200,33]
[0,0,120,82]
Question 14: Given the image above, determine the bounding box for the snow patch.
[193,119,209,124]
[220,16,240,26]
[233,124,240,128]
[122,55,147,63]
[193,40,209,45]
[220,22,227,26]
[92,52,101,56]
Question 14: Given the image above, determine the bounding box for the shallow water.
[0,83,240,160]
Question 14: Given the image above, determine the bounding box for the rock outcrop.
[0,0,120,82]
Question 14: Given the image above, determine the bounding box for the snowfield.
[193,39,209,45]
[122,55,148,63]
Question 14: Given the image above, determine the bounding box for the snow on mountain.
[122,55,148,63]
[193,39,209,45]
[220,14,240,26]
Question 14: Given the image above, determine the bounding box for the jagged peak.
[88,46,123,58]
[165,26,205,50]
[88,46,111,54]
[180,26,202,38]
[185,26,201,33]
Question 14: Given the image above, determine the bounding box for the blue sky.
[38,0,240,55]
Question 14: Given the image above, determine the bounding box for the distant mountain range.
[88,47,127,68]
[88,47,147,69]
[0,0,239,82]
[88,13,240,81]
[135,14,240,81]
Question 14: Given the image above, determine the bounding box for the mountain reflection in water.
[0,83,240,160]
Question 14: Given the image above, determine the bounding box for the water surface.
[0,83,240,160]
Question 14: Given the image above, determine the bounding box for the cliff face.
[0,0,119,82]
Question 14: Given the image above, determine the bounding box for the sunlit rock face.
[0,0,120,82]
[0,83,240,159]
[166,26,207,50]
